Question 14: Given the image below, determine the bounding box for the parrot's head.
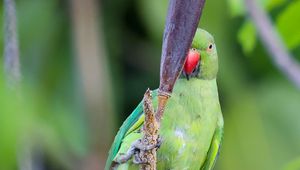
[182,28,218,80]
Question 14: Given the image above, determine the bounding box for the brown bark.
[139,89,160,170]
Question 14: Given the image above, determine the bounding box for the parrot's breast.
[156,78,220,169]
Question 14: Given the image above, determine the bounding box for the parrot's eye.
[207,43,213,53]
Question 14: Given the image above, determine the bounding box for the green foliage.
[0,74,88,169]
[277,0,300,49]
[137,0,168,42]
[238,20,257,54]
[0,0,87,169]
[284,157,300,170]
[267,0,287,9]
[228,0,300,55]
[227,0,246,17]
[228,0,287,17]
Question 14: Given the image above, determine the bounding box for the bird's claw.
[133,136,162,151]
[113,136,163,167]
[132,136,163,165]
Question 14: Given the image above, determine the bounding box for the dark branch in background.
[3,1,41,170]
[245,0,300,89]
[4,1,45,170]
[4,0,21,86]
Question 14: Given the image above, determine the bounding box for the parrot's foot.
[132,136,162,164]
[133,136,162,151]
[112,136,162,168]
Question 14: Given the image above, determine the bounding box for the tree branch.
[139,89,159,170]
[245,0,300,89]
[4,0,21,86]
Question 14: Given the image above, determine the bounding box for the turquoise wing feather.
[105,90,158,170]
[201,115,224,170]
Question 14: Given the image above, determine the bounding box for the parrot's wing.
[201,114,224,170]
[105,90,158,170]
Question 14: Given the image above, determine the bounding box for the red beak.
[183,49,200,75]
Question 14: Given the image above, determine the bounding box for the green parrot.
[105,28,224,170]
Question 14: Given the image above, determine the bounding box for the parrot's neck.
[162,77,220,122]
[173,78,219,100]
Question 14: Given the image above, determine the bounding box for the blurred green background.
[0,0,300,169]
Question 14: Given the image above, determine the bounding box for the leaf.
[237,21,257,54]
[267,0,287,9]
[227,0,246,17]
[137,0,168,42]
[276,0,300,49]
[233,0,288,54]
[284,157,300,170]
[227,0,287,17]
